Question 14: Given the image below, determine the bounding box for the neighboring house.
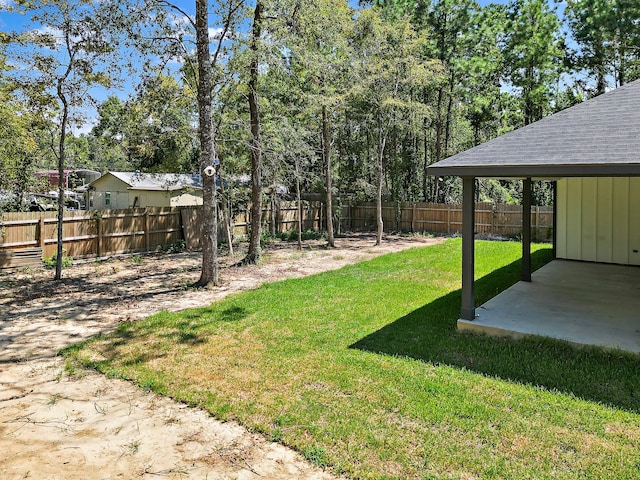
[36,169,101,190]
[88,172,203,210]
[427,80,640,352]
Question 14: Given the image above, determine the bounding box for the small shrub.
[278,229,326,242]
[130,255,143,264]
[260,229,274,247]
[232,234,247,246]
[161,239,186,254]
[43,251,73,269]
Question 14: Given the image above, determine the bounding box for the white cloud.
[31,25,64,48]
[36,25,63,37]
[172,15,192,28]
[209,27,223,39]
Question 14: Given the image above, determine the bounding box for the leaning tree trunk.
[195,0,218,287]
[244,0,263,264]
[55,96,67,281]
[54,36,74,282]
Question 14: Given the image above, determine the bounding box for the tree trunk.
[195,0,218,287]
[376,123,386,246]
[55,86,67,281]
[618,43,626,86]
[270,193,277,237]
[434,86,444,165]
[295,159,302,251]
[595,42,606,96]
[524,62,535,126]
[54,29,75,282]
[217,171,234,256]
[322,105,335,247]
[422,93,429,201]
[244,0,263,264]
[444,70,455,157]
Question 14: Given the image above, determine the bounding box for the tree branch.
[157,0,196,29]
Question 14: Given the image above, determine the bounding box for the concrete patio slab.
[458,260,640,354]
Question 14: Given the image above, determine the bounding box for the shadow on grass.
[62,306,249,370]
[163,307,247,346]
[351,250,640,414]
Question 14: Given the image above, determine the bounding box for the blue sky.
[0,0,516,42]
[0,0,201,133]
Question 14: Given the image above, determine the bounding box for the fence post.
[491,204,496,236]
[534,206,540,242]
[96,216,102,258]
[38,216,45,250]
[351,203,356,230]
[144,211,150,252]
[411,202,416,232]
[447,206,451,234]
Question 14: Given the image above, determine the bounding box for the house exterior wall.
[557,177,640,265]
[91,173,203,210]
[169,191,203,207]
[130,190,171,208]
[90,175,131,210]
[129,190,203,208]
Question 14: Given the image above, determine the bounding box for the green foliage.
[259,229,274,248]
[0,58,48,211]
[160,239,186,254]
[43,251,73,269]
[90,75,199,173]
[566,0,640,93]
[1,0,637,215]
[278,229,326,242]
[504,0,564,125]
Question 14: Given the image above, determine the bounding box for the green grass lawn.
[65,239,640,479]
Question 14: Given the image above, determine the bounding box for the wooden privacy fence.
[0,208,183,268]
[0,201,553,269]
[340,202,553,242]
[180,202,324,250]
[0,203,326,266]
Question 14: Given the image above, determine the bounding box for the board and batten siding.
[557,177,640,265]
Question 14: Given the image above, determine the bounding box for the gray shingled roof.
[101,172,202,191]
[428,79,640,178]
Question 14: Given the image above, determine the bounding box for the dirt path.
[0,234,441,479]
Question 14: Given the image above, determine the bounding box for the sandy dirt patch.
[0,233,442,479]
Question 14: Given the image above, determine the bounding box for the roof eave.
[427,164,640,178]
[129,186,202,192]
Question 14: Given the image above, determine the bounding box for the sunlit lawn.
[65,239,640,479]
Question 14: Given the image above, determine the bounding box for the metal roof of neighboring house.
[428,79,640,178]
[94,172,203,191]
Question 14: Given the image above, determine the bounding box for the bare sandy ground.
[0,233,441,479]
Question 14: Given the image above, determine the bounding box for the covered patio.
[428,80,640,355]
[459,260,640,353]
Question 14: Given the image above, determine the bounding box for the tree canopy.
[2,0,639,215]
